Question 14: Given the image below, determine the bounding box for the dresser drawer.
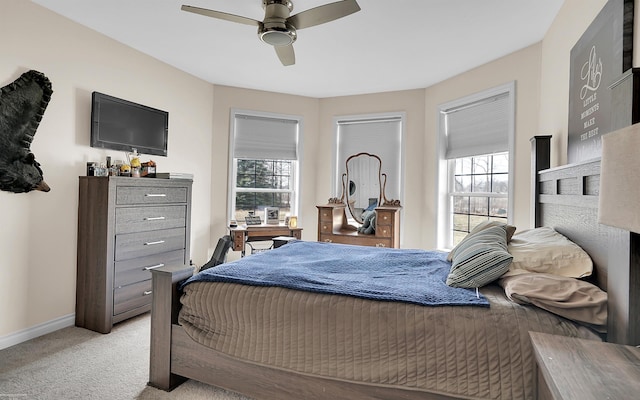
[318,233,336,243]
[318,208,334,222]
[376,225,392,238]
[319,221,333,234]
[116,186,187,205]
[114,249,185,288]
[113,280,152,316]
[320,233,390,248]
[232,231,244,251]
[376,210,394,226]
[115,205,187,234]
[115,227,186,261]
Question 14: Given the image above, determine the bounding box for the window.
[450,152,509,245]
[437,83,515,249]
[229,110,301,224]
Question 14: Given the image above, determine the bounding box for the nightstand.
[530,331,640,400]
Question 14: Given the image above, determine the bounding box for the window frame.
[228,109,303,224]
[448,153,510,246]
[436,82,515,250]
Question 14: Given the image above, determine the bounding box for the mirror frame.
[341,152,385,224]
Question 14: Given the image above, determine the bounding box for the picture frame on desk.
[265,207,279,225]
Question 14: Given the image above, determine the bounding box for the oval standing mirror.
[344,152,382,224]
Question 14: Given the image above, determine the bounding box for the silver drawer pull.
[145,193,167,197]
[144,216,166,221]
[144,240,165,246]
[144,263,165,271]
[143,290,153,296]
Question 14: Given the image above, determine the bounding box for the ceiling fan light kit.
[260,28,296,46]
[182,0,360,66]
[259,24,297,47]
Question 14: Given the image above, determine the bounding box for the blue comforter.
[182,240,489,307]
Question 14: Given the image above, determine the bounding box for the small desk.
[530,332,640,400]
[229,225,303,256]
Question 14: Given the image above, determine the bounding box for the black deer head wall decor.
[0,70,52,193]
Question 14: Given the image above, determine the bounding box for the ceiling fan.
[181,0,361,66]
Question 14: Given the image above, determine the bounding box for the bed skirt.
[179,282,600,399]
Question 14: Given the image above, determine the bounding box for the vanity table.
[317,203,400,248]
[317,152,401,248]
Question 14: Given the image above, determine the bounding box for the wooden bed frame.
[148,136,640,398]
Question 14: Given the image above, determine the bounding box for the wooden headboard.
[531,136,640,345]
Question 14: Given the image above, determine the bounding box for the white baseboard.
[0,313,75,350]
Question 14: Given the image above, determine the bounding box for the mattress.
[178,282,600,399]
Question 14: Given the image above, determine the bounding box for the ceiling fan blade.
[288,0,360,30]
[275,45,295,66]
[181,5,260,27]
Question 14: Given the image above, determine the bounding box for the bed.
[148,136,640,399]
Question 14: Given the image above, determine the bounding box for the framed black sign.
[568,0,633,163]
[245,215,262,225]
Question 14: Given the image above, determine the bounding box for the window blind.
[234,114,298,160]
[336,117,402,160]
[444,92,510,159]
[336,116,403,201]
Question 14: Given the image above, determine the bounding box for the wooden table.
[530,331,640,400]
[229,225,302,256]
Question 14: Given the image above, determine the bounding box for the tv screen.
[90,92,168,156]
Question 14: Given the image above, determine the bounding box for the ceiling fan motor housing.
[181,0,360,65]
[259,0,297,46]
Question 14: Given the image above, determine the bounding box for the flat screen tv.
[90,91,168,156]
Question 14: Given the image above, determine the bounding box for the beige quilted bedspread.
[178,282,600,399]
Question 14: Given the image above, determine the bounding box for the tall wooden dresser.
[76,176,192,333]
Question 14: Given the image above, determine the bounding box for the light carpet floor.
[0,314,253,400]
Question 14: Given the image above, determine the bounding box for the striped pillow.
[446,226,513,288]
[447,220,516,262]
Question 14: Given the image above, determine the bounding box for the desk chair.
[200,235,232,271]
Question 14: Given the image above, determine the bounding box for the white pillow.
[503,227,592,278]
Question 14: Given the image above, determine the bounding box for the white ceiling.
[31,0,565,98]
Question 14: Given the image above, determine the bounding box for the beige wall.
[0,1,215,337]
[0,0,628,343]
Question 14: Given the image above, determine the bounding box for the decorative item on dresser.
[317,152,401,247]
[76,176,192,333]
